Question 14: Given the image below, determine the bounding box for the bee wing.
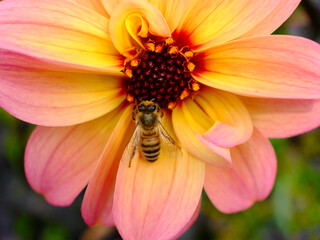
[122,122,141,167]
[157,120,182,160]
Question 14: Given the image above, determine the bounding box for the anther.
[168,46,179,57]
[124,68,133,78]
[183,61,196,72]
[126,93,135,103]
[146,39,155,52]
[180,88,190,100]
[184,51,194,60]
[155,43,164,53]
[164,37,174,46]
[189,80,200,92]
[130,59,141,68]
[168,101,177,110]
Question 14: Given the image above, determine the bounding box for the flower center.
[123,38,200,110]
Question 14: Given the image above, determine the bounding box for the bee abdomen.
[141,140,161,162]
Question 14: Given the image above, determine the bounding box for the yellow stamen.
[126,93,135,103]
[180,88,190,100]
[130,59,140,68]
[168,46,179,57]
[164,37,174,46]
[168,101,177,110]
[155,43,164,53]
[124,68,133,78]
[146,39,155,52]
[184,62,196,72]
[184,51,194,60]
[189,80,200,91]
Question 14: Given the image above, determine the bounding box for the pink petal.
[204,128,277,213]
[74,0,109,18]
[198,88,253,148]
[0,50,125,126]
[24,109,122,206]
[113,115,205,240]
[81,105,134,226]
[194,35,320,99]
[169,199,201,240]
[174,0,278,51]
[240,0,301,38]
[0,0,123,74]
[241,97,320,138]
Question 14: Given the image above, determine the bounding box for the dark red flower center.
[124,38,200,110]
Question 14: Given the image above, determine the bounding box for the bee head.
[138,101,157,113]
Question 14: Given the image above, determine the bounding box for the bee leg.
[132,105,137,121]
[128,132,140,168]
[128,146,137,168]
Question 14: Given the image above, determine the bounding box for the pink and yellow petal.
[172,88,253,166]
[175,0,278,51]
[24,108,122,206]
[240,0,301,38]
[204,128,277,213]
[241,97,320,138]
[0,53,125,126]
[194,35,320,99]
[109,0,171,56]
[81,105,134,226]
[113,115,204,240]
[172,100,231,167]
[0,0,123,74]
[197,88,253,148]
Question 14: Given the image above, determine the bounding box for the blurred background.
[0,0,320,239]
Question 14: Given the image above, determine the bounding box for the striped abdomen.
[140,128,161,162]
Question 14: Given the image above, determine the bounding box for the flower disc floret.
[124,38,200,110]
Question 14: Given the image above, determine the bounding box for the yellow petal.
[125,14,149,48]
[104,0,187,33]
[109,0,171,55]
[175,0,278,51]
[149,0,187,32]
[102,0,121,16]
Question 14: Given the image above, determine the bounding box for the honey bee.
[123,100,181,167]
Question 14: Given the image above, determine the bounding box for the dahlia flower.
[0,0,319,239]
